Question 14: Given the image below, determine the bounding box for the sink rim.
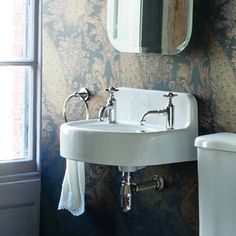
[60,119,184,135]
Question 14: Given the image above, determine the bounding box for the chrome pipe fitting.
[120,172,164,212]
[133,175,164,193]
[120,171,132,212]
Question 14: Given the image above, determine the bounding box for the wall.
[41,0,236,235]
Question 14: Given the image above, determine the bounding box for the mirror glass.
[107,0,193,54]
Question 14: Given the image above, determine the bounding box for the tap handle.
[106,87,119,95]
[163,92,177,105]
[163,92,177,99]
[106,87,119,101]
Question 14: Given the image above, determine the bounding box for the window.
[0,0,40,176]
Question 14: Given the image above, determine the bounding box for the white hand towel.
[58,159,85,216]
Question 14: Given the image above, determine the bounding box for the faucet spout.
[98,105,115,123]
[98,106,107,121]
[140,109,167,125]
[139,92,177,129]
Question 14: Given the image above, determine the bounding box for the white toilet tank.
[195,133,236,236]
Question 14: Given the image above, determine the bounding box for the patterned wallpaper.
[41,0,236,235]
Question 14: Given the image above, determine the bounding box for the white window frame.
[0,0,41,178]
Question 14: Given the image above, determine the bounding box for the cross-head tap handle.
[106,87,119,94]
[163,92,177,105]
[105,87,119,104]
[163,92,177,98]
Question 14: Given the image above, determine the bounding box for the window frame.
[0,0,41,177]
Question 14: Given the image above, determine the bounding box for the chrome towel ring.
[63,88,90,122]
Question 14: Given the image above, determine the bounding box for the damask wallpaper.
[41,0,236,235]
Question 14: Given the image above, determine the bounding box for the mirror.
[107,0,193,54]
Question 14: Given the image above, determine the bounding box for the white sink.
[60,87,198,170]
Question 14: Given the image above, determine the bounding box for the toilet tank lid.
[195,132,236,152]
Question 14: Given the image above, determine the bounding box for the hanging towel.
[58,159,85,216]
[59,89,89,216]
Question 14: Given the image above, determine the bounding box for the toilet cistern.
[195,133,236,236]
[140,92,177,129]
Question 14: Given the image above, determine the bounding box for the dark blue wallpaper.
[41,0,236,235]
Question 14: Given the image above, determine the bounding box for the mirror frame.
[107,0,193,55]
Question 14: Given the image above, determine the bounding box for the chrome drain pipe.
[120,172,132,212]
[120,172,164,212]
[133,175,164,193]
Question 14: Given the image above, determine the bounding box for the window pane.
[0,66,32,162]
[0,0,33,60]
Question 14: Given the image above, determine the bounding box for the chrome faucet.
[140,92,177,129]
[98,87,119,123]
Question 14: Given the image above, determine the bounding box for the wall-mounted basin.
[60,87,198,170]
